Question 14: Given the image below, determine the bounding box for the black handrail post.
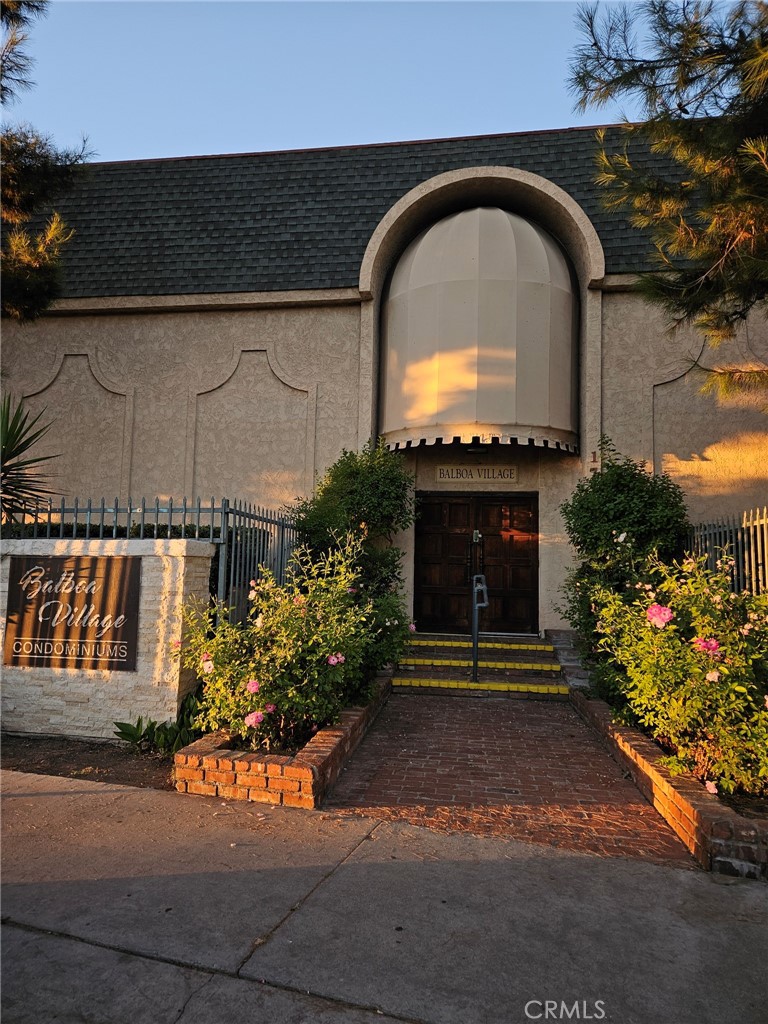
[471,574,488,682]
[217,498,230,622]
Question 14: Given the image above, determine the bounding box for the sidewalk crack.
[235,818,384,972]
[172,972,215,1023]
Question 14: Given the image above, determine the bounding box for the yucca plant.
[0,393,59,523]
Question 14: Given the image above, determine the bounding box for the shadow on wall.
[661,432,768,510]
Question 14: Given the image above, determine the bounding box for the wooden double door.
[414,494,538,634]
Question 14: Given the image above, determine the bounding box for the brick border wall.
[174,677,391,809]
[571,691,768,880]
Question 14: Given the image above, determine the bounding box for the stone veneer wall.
[1,539,214,739]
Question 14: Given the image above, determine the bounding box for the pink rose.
[705,670,721,683]
[264,703,276,713]
[327,655,338,666]
[244,711,264,728]
[409,623,417,633]
[335,652,345,664]
[201,659,214,674]
[705,780,718,795]
[646,604,674,628]
[246,679,260,693]
[693,637,720,656]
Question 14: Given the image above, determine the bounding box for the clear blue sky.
[6,0,637,163]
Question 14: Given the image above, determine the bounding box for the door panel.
[414,494,538,634]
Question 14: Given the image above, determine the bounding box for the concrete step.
[399,656,561,675]
[395,632,568,697]
[410,632,552,651]
[403,634,560,673]
[391,676,570,698]
[408,639,556,655]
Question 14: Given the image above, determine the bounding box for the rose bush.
[178,536,411,752]
[557,438,690,697]
[593,555,768,795]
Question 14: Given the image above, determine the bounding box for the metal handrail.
[471,574,489,682]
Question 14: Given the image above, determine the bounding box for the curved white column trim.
[359,166,606,300]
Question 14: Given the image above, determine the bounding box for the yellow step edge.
[400,658,561,673]
[409,640,555,652]
[392,677,570,694]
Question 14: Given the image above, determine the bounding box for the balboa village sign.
[435,465,519,483]
[3,556,141,671]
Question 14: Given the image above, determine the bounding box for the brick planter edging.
[174,677,391,809]
[570,690,768,880]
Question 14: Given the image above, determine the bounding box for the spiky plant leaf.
[0,393,59,522]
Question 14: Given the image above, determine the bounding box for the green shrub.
[179,536,411,752]
[593,555,768,795]
[287,438,415,597]
[176,443,416,753]
[560,437,689,564]
[359,588,413,682]
[557,438,690,696]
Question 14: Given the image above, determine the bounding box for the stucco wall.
[1,539,214,739]
[3,279,765,640]
[2,300,362,508]
[601,290,768,523]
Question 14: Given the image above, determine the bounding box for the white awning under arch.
[379,207,578,453]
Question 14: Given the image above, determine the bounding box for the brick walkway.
[326,694,697,868]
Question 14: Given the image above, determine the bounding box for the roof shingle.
[54,125,661,298]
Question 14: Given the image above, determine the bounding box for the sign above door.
[435,465,518,483]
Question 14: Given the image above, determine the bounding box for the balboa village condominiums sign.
[3,556,141,671]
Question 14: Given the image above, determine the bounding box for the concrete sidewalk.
[2,769,766,1024]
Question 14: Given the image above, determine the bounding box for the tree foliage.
[1,0,88,321]
[569,1,768,393]
[0,0,47,105]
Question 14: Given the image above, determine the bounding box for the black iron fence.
[688,506,768,595]
[5,496,299,619]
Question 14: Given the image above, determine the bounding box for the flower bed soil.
[0,733,175,790]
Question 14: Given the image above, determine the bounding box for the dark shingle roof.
[54,125,660,298]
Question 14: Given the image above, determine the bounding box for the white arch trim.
[359,166,606,300]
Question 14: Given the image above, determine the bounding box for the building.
[4,126,766,634]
